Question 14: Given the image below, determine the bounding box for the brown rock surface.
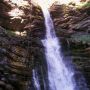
[0,0,90,89]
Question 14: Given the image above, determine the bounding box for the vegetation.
[83,2,90,7]
[71,34,90,43]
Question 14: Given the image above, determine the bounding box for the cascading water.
[32,0,89,90]
[32,69,41,90]
[40,2,75,90]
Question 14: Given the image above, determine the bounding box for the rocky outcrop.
[0,0,44,34]
[50,5,90,36]
[0,0,45,89]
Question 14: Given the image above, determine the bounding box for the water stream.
[40,2,75,90]
[32,1,89,90]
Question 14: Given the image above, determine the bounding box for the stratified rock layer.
[0,0,90,89]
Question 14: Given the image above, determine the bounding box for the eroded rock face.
[0,1,90,89]
[0,0,44,35]
[0,1,45,89]
[0,25,45,90]
[50,5,90,36]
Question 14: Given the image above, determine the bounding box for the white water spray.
[40,2,75,90]
[33,69,41,90]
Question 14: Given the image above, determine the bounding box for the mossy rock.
[70,33,90,45]
[83,2,90,7]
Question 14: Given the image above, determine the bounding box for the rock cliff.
[0,0,90,89]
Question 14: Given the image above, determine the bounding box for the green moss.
[83,2,90,7]
[76,2,90,8]
[71,33,90,43]
[6,30,16,36]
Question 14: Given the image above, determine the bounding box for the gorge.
[0,0,90,90]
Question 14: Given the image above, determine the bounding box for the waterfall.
[32,0,89,90]
[32,69,41,90]
[40,2,75,90]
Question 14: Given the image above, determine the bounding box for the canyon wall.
[0,0,90,89]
